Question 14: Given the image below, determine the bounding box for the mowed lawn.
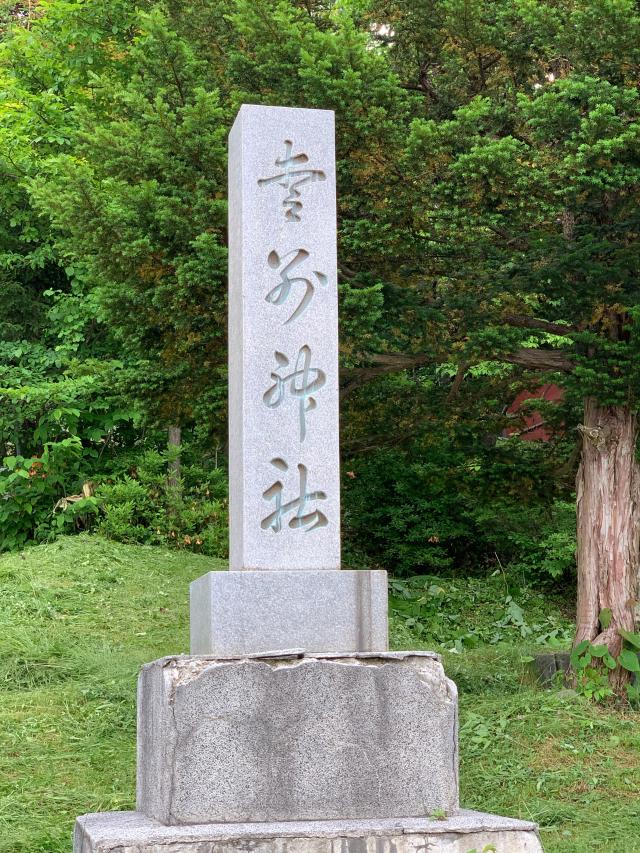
[1,536,638,853]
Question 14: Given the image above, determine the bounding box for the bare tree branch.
[446,361,468,402]
[500,348,574,372]
[485,223,529,248]
[503,315,578,336]
[339,347,574,399]
[367,353,431,369]
[338,264,358,279]
[340,353,431,400]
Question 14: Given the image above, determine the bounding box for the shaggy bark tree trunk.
[575,398,640,689]
[167,425,182,494]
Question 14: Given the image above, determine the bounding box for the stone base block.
[137,652,458,825]
[74,811,544,853]
[190,570,388,656]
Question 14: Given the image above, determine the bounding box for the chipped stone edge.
[139,652,455,704]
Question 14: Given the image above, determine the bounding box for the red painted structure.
[505,384,564,441]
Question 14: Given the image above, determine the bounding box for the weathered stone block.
[190,569,388,656]
[74,810,544,853]
[136,653,458,825]
[525,652,571,687]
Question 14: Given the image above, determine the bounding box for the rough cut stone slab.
[228,104,340,571]
[136,653,458,825]
[190,570,388,656]
[74,810,544,853]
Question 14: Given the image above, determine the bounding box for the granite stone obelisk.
[73,105,544,853]
[228,106,340,571]
[190,105,388,658]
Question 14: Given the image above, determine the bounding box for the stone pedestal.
[136,653,457,825]
[74,811,544,853]
[75,651,543,853]
[190,571,388,656]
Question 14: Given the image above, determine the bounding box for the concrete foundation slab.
[136,653,457,825]
[74,810,544,853]
[190,570,388,656]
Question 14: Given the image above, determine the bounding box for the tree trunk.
[167,425,182,494]
[575,398,640,689]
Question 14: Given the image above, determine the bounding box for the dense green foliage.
[94,448,228,555]
[1,537,638,853]
[2,0,640,590]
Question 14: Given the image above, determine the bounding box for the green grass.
[1,536,638,852]
[0,535,223,853]
[450,649,640,852]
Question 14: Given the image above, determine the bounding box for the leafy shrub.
[95,478,152,543]
[473,499,577,581]
[570,626,640,704]
[342,448,479,575]
[0,378,137,551]
[94,449,228,558]
[0,436,91,552]
[342,442,576,582]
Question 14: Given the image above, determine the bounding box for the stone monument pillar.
[190,105,387,659]
[73,105,544,853]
